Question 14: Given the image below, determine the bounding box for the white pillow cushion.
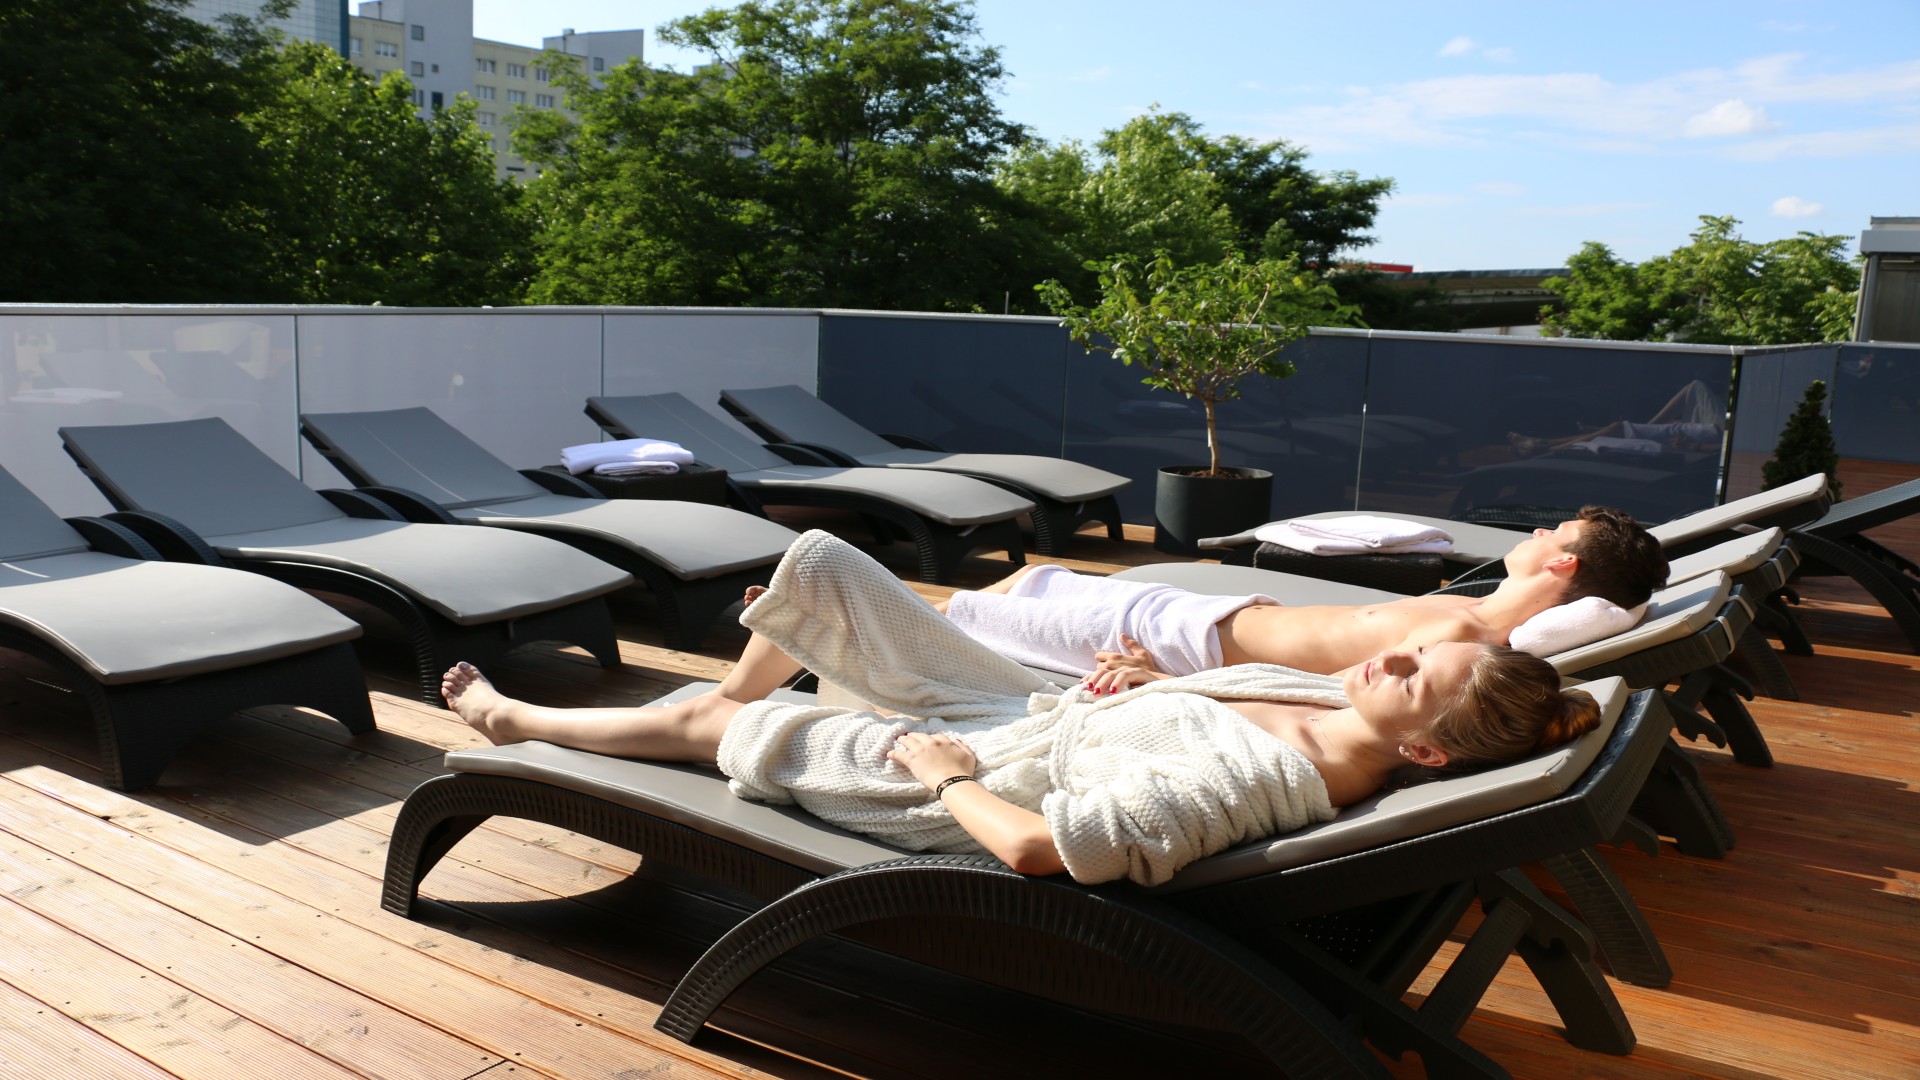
[1510,596,1647,656]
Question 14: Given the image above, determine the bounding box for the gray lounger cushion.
[60,418,632,624]
[1645,471,1829,546]
[1547,571,1732,673]
[588,393,1034,525]
[720,385,1130,501]
[301,406,796,580]
[453,494,796,580]
[212,518,631,625]
[1663,528,1781,583]
[0,551,361,684]
[1110,560,1406,606]
[444,676,1626,892]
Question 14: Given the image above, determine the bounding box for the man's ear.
[1402,741,1450,768]
[1545,552,1580,579]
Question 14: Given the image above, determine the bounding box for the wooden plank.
[0,977,177,1079]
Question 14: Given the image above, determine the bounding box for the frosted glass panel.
[602,312,818,424]
[295,311,605,487]
[1,312,296,515]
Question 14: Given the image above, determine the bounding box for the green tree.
[1542,216,1860,344]
[996,110,1393,314]
[0,0,281,301]
[1762,380,1841,497]
[518,0,1027,310]
[244,41,531,305]
[1038,251,1361,475]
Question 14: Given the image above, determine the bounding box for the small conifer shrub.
[1762,379,1841,498]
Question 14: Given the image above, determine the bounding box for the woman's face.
[1343,641,1482,734]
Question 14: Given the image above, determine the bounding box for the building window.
[410,61,424,76]
[476,58,495,73]
[410,24,424,40]
[592,57,604,72]
[534,66,549,82]
[535,93,554,108]
[506,62,526,78]
[476,111,495,126]
[506,89,525,104]
[411,88,424,106]
[350,37,362,56]
[375,40,398,57]
[477,85,494,100]
[430,91,443,109]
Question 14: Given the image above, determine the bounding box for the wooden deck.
[2,464,1917,1079]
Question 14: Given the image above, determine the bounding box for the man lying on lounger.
[936,505,1667,691]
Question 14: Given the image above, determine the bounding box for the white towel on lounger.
[1255,515,1454,556]
[559,438,695,476]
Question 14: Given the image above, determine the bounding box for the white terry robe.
[716,530,1346,886]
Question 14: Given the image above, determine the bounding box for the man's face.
[1506,518,1587,573]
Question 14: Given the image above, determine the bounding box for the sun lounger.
[385,677,1670,1075]
[58,418,633,704]
[0,464,373,789]
[1777,477,1920,652]
[298,407,799,649]
[586,392,1033,584]
[716,384,1129,556]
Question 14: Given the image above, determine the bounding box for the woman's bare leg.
[442,662,739,760]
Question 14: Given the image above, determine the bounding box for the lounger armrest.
[318,488,410,522]
[333,486,460,524]
[518,468,602,498]
[101,511,228,566]
[764,442,841,467]
[64,515,164,561]
[880,432,944,452]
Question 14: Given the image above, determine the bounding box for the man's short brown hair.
[1561,506,1667,609]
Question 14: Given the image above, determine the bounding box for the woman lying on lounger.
[442,530,1600,887]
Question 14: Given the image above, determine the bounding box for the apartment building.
[185,0,641,181]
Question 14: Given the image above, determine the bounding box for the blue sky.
[472,0,1919,271]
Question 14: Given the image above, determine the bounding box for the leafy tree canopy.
[244,41,531,305]
[516,0,1029,310]
[996,109,1394,306]
[1541,215,1860,345]
[0,0,281,301]
[1038,251,1362,474]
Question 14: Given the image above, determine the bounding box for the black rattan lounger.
[1778,476,1920,652]
[0,464,373,789]
[58,418,633,704]
[299,407,799,649]
[717,384,1129,555]
[385,677,1670,1077]
[587,392,1033,584]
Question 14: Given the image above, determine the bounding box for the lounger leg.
[1539,848,1672,988]
[1482,871,1636,1055]
[1730,622,1800,701]
[1759,591,1816,656]
[659,856,1389,1079]
[1632,739,1735,858]
[1790,532,1920,652]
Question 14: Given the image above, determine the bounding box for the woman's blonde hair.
[1422,646,1601,771]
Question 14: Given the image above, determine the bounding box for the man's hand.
[889,730,978,790]
[1084,634,1170,694]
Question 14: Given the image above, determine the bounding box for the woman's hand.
[1083,634,1170,694]
[889,730,978,791]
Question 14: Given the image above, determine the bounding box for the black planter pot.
[1153,466,1275,556]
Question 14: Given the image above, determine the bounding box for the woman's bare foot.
[441,662,527,744]
[1507,432,1547,458]
[743,584,768,607]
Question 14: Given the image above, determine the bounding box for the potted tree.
[1039,250,1359,554]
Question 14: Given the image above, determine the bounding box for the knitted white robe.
[716,530,1346,886]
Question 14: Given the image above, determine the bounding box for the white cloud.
[1684,98,1778,137]
[1720,122,1920,160]
[1474,180,1528,196]
[1439,36,1513,62]
[1483,46,1515,63]
[1772,195,1824,217]
[1440,36,1476,57]
[1070,66,1112,83]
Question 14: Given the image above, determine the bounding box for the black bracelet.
[934,775,978,799]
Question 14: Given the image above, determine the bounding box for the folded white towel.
[594,460,681,476]
[1510,596,1647,657]
[1254,515,1454,556]
[560,438,695,475]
